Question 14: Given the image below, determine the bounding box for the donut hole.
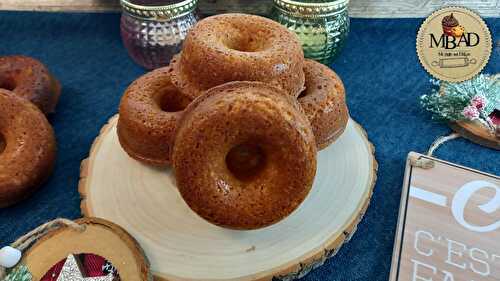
[224,38,264,52]
[154,87,191,112]
[0,76,17,91]
[298,82,328,99]
[298,89,308,99]
[226,142,267,181]
[159,94,184,112]
[222,27,270,52]
[0,133,5,155]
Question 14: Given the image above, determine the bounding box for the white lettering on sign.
[411,229,500,280]
[469,248,490,276]
[445,239,467,270]
[441,270,454,281]
[451,180,500,233]
[415,230,434,257]
[410,180,500,233]
[410,186,447,207]
[410,259,461,281]
[412,259,436,281]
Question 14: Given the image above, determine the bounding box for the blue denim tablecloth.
[0,12,498,281]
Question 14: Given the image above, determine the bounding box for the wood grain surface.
[1,0,498,17]
[79,115,377,281]
[390,153,500,281]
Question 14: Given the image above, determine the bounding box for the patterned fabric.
[40,254,120,281]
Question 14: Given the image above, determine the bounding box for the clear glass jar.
[272,0,349,64]
[120,0,199,70]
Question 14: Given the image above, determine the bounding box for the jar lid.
[120,0,198,21]
[273,0,349,18]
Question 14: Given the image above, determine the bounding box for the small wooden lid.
[449,120,499,150]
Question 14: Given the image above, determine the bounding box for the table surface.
[0,13,498,281]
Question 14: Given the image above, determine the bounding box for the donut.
[118,67,192,166]
[0,55,61,114]
[169,13,305,100]
[298,59,349,150]
[0,89,57,208]
[172,81,317,229]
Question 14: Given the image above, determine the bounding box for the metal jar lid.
[273,0,349,18]
[120,0,198,21]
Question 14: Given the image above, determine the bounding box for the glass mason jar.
[272,0,350,64]
[120,0,199,70]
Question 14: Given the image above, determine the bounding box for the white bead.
[0,246,21,268]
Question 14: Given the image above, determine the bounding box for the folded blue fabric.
[0,12,498,281]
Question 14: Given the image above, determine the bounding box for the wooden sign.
[390,152,500,281]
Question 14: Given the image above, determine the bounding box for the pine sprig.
[420,74,499,130]
[4,264,32,281]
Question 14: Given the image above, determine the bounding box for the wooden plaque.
[22,217,152,281]
[79,115,377,281]
[390,152,500,281]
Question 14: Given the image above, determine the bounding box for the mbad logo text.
[429,13,480,49]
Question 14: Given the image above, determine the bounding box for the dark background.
[0,12,498,280]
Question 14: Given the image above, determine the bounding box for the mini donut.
[298,60,349,150]
[172,81,317,229]
[169,13,305,100]
[118,67,193,166]
[0,55,61,114]
[0,89,57,208]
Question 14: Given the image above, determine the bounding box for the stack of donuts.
[118,13,349,230]
[0,56,60,207]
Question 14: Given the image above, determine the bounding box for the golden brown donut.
[118,67,192,166]
[170,13,305,100]
[0,89,57,208]
[172,81,317,229]
[0,55,61,114]
[298,60,349,150]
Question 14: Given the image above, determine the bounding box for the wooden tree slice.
[79,115,377,281]
[22,217,152,281]
[449,120,500,150]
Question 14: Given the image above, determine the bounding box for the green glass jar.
[272,0,349,64]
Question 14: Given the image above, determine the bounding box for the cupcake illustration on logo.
[442,13,465,37]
